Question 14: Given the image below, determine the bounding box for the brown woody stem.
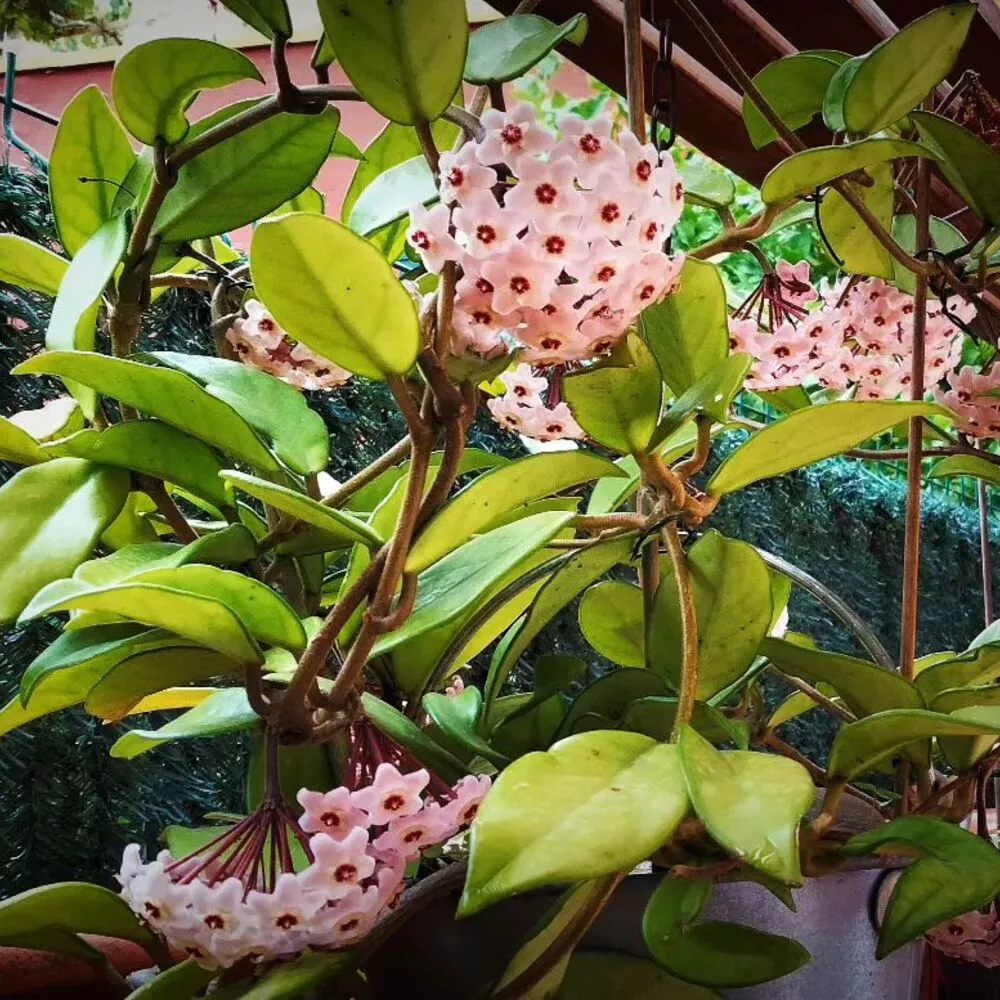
[666,524,699,740]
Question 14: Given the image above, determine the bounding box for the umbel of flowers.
[119,726,489,969]
[407,102,685,442]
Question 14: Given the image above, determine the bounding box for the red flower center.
[276,913,299,930]
[204,914,225,930]
[476,224,497,245]
[471,309,493,326]
[546,423,564,434]
[475,277,494,294]
[544,235,566,255]
[674,182,683,200]
[513,385,529,396]
[384,793,406,812]
[510,275,531,294]
[775,346,791,359]
[535,183,558,205]
[644,222,658,241]
[540,337,562,350]
[579,133,601,154]
[501,123,524,145]
[636,160,652,181]
[320,811,342,828]
[334,863,358,883]
[639,283,656,300]
[144,903,161,919]
[597,265,615,282]
[258,317,276,333]
[340,918,360,933]
[411,229,431,250]
[447,166,465,188]
[600,202,621,224]
[403,829,424,844]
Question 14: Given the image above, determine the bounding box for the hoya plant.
[2,0,1000,996]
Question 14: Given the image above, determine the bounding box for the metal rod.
[755,547,897,672]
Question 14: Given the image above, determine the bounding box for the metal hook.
[3,52,57,169]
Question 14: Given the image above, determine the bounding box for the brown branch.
[666,524,699,740]
[137,475,197,544]
[148,273,214,292]
[766,665,857,725]
[674,414,712,481]
[322,436,412,509]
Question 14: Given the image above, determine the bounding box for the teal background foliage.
[0,162,996,895]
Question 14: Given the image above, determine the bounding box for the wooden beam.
[720,0,796,55]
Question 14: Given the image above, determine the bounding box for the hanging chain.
[649,4,677,153]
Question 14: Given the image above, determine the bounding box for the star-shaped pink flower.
[482,243,561,314]
[350,762,428,826]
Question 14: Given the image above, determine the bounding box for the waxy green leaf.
[679,726,814,884]
[742,52,849,149]
[461,731,689,915]
[237,952,352,1000]
[111,687,259,758]
[556,952,721,999]
[112,38,263,145]
[156,108,339,241]
[563,334,663,454]
[347,155,436,237]
[15,352,279,471]
[0,459,128,623]
[912,111,1000,225]
[252,213,420,379]
[844,816,1000,958]
[317,0,467,125]
[217,0,291,38]
[423,686,507,767]
[709,401,946,495]
[642,259,728,399]
[465,13,588,84]
[760,138,929,204]
[145,352,330,476]
[931,686,1000,771]
[579,580,644,667]
[126,960,215,1000]
[838,4,975,136]
[44,421,229,507]
[928,453,1000,491]
[916,642,1000,703]
[49,86,136,257]
[0,234,67,296]
[822,56,864,132]
[819,161,895,279]
[0,416,49,466]
[556,669,670,740]
[651,531,772,699]
[827,706,1000,781]
[678,158,735,209]
[407,450,621,572]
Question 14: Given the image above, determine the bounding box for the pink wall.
[4,43,387,227]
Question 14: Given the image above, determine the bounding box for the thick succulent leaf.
[0,458,128,623]
[623,697,750,749]
[916,642,1000,703]
[844,816,1000,958]
[0,233,67,295]
[819,161,895,279]
[316,0,467,125]
[556,951,721,999]
[144,352,329,476]
[49,85,136,256]
[0,416,49,466]
[556,669,671,740]
[16,352,279,471]
[347,155,436,237]
[460,731,689,915]
[465,13,588,85]
[423,686,507,767]
[126,960,215,1000]
[407,450,621,572]
[678,726,814,884]
[251,213,420,379]
[708,401,946,495]
[217,0,291,38]
[112,38,263,145]
[579,580,644,668]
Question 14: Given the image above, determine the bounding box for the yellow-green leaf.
[0,234,67,296]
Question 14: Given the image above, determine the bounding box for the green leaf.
[217,0,291,38]
[556,952,721,999]
[460,731,689,916]
[679,726,814,884]
[818,161,895,278]
[43,421,229,507]
[85,646,237,721]
[892,213,967,294]
[156,108,339,241]
[822,55,863,131]
[743,52,849,149]
[587,424,699,515]
[266,185,326,220]
[562,333,663,454]
[623,696,749,749]
[484,538,633,721]
[15,352,279,472]
[127,960,215,1000]
[912,111,1000,225]
[21,575,263,666]
[0,233,67,296]
[49,86,136,257]
[931,686,1000,771]
[407,451,621,572]
[423,686,508,767]
[317,0,467,125]
[650,531,772,699]
[645,919,810,989]
[491,880,606,999]
[0,459,128,623]
[557,669,670,739]
[843,816,1000,958]
[144,351,330,476]
[579,580,644,668]
[761,139,929,204]
[251,213,420,379]
[929,453,1000,491]
[761,637,925,717]
[708,401,947,496]
[372,512,574,657]
[839,4,976,136]
[238,951,353,1000]
[678,158,735,209]
[331,130,364,160]
[112,39,263,145]
[361,692,467,783]
[490,654,586,739]
[916,642,1000,703]
[348,155,436,237]
[110,687,258,758]
[0,415,49,465]
[465,13,588,85]
[827,706,1000,781]
[0,882,154,951]
[642,874,712,943]
[642,259,729,398]
[223,470,381,550]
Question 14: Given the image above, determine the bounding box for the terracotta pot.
[363,870,924,1000]
[0,935,152,999]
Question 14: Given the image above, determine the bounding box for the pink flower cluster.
[118,765,490,969]
[935,366,1000,440]
[487,363,584,442]
[227,300,352,391]
[927,908,1000,967]
[407,103,685,365]
[731,268,969,399]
